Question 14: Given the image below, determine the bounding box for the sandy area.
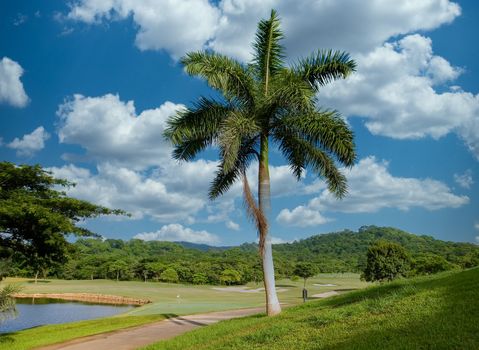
[311,291,340,298]
[13,293,151,305]
[211,287,288,293]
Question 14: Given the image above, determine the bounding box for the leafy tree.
[294,262,318,288]
[220,269,242,285]
[413,254,453,275]
[0,162,124,280]
[160,267,179,283]
[164,9,356,315]
[361,240,411,282]
[108,259,131,282]
[192,273,208,285]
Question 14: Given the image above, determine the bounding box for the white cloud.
[454,170,474,189]
[315,157,469,212]
[57,94,183,169]
[7,126,50,156]
[277,206,330,227]
[226,220,240,231]
[211,0,460,61]
[48,162,209,223]
[278,157,469,223]
[134,223,220,244]
[319,34,479,159]
[67,0,221,59]
[475,223,479,231]
[66,0,460,62]
[270,236,292,244]
[0,57,29,107]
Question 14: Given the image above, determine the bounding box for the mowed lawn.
[0,274,367,350]
[142,268,479,350]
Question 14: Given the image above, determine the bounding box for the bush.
[361,240,411,282]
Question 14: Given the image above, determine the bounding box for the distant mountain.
[174,241,232,252]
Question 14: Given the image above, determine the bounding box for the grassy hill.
[274,225,479,271]
[143,268,479,350]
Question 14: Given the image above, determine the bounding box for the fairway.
[4,273,368,316]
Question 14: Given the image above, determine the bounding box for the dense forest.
[3,226,478,285]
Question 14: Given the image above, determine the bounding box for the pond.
[0,298,135,333]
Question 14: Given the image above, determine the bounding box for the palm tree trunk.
[258,134,281,316]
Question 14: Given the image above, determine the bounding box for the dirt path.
[35,307,264,350]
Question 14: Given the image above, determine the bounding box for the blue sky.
[1,0,478,246]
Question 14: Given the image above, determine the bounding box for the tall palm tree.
[164,10,356,316]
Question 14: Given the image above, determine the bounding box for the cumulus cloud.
[48,162,209,223]
[270,236,292,244]
[67,0,220,58]
[278,156,469,227]
[454,170,474,189]
[319,34,479,159]
[133,223,220,244]
[66,0,460,61]
[277,206,330,227]
[226,220,240,231]
[7,126,50,156]
[57,94,183,169]
[55,93,251,225]
[0,57,29,107]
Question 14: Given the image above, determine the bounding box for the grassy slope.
[144,268,479,350]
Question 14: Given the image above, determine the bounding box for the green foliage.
[412,254,454,275]
[293,262,318,287]
[0,162,124,277]
[160,267,179,283]
[361,240,411,282]
[6,226,477,284]
[0,284,21,314]
[220,269,242,285]
[165,9,357,204]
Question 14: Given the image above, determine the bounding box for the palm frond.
[253,9,285,88]
[268,68,316,112]
[181,51,254,105]
[209,139,258,199]
[218,112,261,173]
[276,110,356,167]
[275,130,348,198]
[294,49,356,91]
[164,98,231,161]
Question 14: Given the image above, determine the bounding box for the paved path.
[36,307,264,350]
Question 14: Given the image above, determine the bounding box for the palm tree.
[164,9,356,316]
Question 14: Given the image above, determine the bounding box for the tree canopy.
[361,240,411,282]
[0,162,124,275]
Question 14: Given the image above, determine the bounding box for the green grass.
[142,268,479,350]
[0,314,165,350]
[0,274,367,349]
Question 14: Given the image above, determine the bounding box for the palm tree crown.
[164,9,356,316]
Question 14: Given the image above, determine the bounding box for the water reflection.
[0,298,135,333]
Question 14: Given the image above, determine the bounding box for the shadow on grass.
[0,333,14,344]
[26,280,51,284]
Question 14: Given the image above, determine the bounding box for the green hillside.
[143,268,479,350]
[5,226,478,282]
[274,225,479,272]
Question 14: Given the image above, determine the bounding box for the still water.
[0,298,134,333]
